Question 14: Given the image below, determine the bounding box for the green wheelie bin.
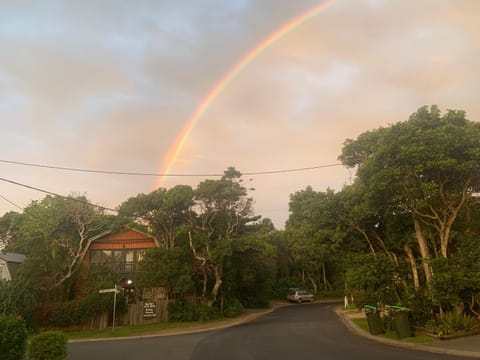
[364,305,384,335]
[388,305,411,338]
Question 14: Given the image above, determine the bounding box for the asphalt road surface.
[68,303,473,360]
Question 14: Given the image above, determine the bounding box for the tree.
[136,246,195,296]
[188,167,256,307]
[340,105,480,284]
[224,232,276,308]
[117,185,194,249]
[0,211,21,250]
[8,195,112,301]
[286,187,342,291]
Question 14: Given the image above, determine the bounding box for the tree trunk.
[307,272,318,293]
[404,244,420,289]
[201,266,208,301]
[208,264,222,308]
[413,217,432,284]
[322,262,330,290]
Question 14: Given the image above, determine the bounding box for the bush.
[438,312,479,335]
[34,292,125,328]
[195,304,220,321]
[0,315,28,360]
[223,298,244,318]
[240,296,270,309]
[29,331,67,360]
[168,300,196,322]
[350,289,378,309]
[167,300,221,322]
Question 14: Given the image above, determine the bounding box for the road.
[68,303,473,360]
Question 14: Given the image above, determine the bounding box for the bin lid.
[387,305,409,311]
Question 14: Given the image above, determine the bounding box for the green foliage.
[346,253,401,306]
[117,185,194,249]
[188,168,258,307]
[340,105,480,259]
[285,186,345,292]
[0,315,28,360]
[167,300,221,322]
[222,298,244,318]
[6,195,112,303]
[404,289,434,326]
[34,292,125,329]
[28,331,67,360]
[223,234,276,308]
[167,300,196,322]
[350,289,379,309]
[426,311,479,335]
[0,277,38,321]
[195,303,220,321]
[136,247,194,296]
[430,258,464,308]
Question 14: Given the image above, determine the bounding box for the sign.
[143,302,157,319]
[98,284,122,331]
[99,288,120,294]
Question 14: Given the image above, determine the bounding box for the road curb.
[68,303,289,343]
[335,307,480,359]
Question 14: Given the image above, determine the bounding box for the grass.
[65,318,232,340]
[351,317,434,344]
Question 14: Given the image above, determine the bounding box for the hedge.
[29,331,67,360]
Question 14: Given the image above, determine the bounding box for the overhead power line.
[0,159,343,177]
[0,194,23,210]
[0,177,118,213]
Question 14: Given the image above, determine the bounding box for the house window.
[90,250,112,264]
[89,249,147,278]
[124,250,135,273]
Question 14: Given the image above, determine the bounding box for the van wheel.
[297,299,302,304]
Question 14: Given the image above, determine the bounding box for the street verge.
[335,306,480,359]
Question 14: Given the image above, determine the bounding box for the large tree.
[117,185,194,249]
[286,187,342,291]
[188,167,257,307]
[340,105,480,284]
[7,195,112,300]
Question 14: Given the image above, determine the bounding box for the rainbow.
[156,0,337,187]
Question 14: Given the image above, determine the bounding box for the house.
[0,251,26,281]
[77,229,168,326]
[81,228,159,286]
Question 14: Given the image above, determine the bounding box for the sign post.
[99,285,121,331]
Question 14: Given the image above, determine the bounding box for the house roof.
[0,251,26,263]
[89,228,159,247]
[0,251,26,280]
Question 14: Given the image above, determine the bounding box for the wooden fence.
[123,299,170,326]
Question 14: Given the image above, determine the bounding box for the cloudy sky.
[0,0,479,228]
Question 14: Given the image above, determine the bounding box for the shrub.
[0,315,28,360]
[404,289,434,326]
[240,296,270,309]
[34,292,125,328]
[167,300,221,322]
[437,312,479,335]
[29,331,67,360]
[350,289,378,309]
[168,300,196,322]
[195,304,220,321]
[223,298,243,318]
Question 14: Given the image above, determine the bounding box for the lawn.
[65,318,232,340]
